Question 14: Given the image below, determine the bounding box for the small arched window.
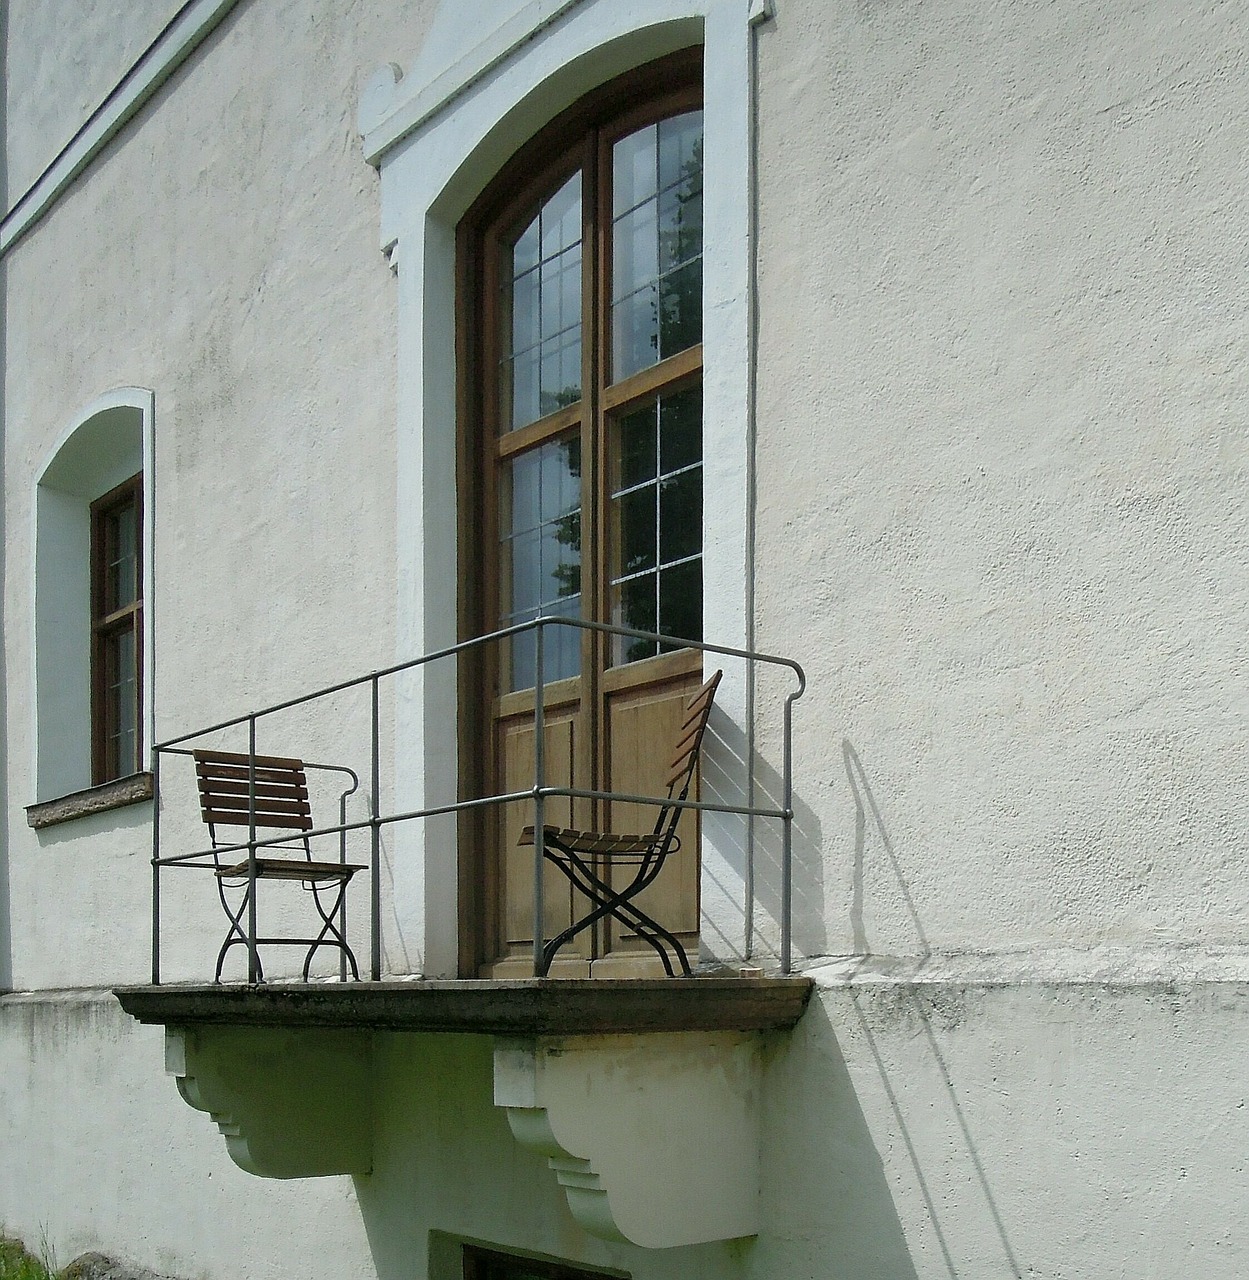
[32,390,153,807]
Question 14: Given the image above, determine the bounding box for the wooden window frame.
[90,472,143,785]
[463,1245,627,1280]
[456,49,704,976]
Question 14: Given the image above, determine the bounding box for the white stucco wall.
[5,977,1248,1279]
[3,1,183,204]
[2,0,424,990]
[2,0,1248,1277]
[751,0,1249,960]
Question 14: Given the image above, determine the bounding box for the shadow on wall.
[701,708,826,963]
[842,740,930,959]
[756,998,921,1280]
[831,743,1024,1278]
[0,0,10,993]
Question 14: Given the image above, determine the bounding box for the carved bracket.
[165,1026,374,1178]
[493,1032,762,1248]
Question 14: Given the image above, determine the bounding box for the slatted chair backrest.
[192,749,314,848]
[652,669,723,846]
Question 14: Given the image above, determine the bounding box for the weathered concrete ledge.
[26,772,154,829]
[114,976,813,1035]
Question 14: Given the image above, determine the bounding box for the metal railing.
[149,616,805,983]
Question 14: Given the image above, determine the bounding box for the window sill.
[26,772,154,829]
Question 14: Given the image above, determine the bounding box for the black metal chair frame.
[521,670,722,977]
[192,749,364,983]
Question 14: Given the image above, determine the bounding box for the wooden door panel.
[500,713,576,945]
[599,656,701,968]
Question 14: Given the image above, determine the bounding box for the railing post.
[370,674,381,981]
[532,622,546,977]
[150,747,162,984]
[781,691,795,976]
[247,715,260,983]
[339,790,349,982]
[744,655,756,962]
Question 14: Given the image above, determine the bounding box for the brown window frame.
[456,48,705,976]
[463,1245,627,1280]
[90,472,143,785]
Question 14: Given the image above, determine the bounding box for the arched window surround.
[31,388,155,807]
[364,0,756,977]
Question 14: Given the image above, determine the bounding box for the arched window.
[459,51,705,976]
[31,390,154,811]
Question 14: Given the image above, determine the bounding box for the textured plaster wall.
[0,991,371,1279]
[3,980,1227,1280]
[2,0,429,989]
[752,0,1249,960]
[3,1,182,205]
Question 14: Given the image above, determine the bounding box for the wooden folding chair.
[520,669,722,977]
[193,749,365,982]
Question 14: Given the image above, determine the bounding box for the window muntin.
[484,100,704,691]
[91,473,143,783]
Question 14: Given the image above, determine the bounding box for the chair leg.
[215,881,264,983]
[302,879,360,981]
[538,845,691,977]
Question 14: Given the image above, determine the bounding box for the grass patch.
[0,1237,55,1280]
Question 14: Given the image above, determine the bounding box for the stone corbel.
[165,1026,374,1178]
[493,1031,762,1248]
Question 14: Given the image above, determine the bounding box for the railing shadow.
[701,709,825,963]
[839,738,1024,1279]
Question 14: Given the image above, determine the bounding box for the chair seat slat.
[519,824,657,855]
[216,858,365,882]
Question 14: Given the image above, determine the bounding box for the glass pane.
[614,572,658,665]
[617,401,657,490]
[659,386,700,472]
[659,112,703,193]
[501,437,583,690]
[659,468,701,564]
[501,172,583,433]
[658,558,702,652]
[608,384,702,668]
[618,486,657,577]
[514,214,540,277]
[508,450,541,533]
[613,122,657,216]
[104,500,138,612]
[504,348,541,433]
[510,266,541,355]
[540,331,581,418]
[610,111,702,382]
[658,181,702,275]
[542,172,581,259]
[612,283,658,382]
[508,530,541,614]
[613,199,658,302]
[658,257,702,361]
[540,245,581,341]
[542,437,581,520]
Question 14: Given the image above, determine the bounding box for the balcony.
[114,618,812,1247]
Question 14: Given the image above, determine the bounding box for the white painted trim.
[372,0,757,974]
[359,0,587,163]
[0,0,240,257]
[31,388,156,802]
